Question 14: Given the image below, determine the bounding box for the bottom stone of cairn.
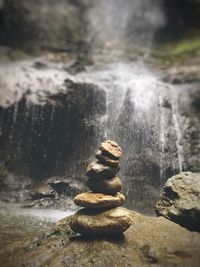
[69,207,132,236]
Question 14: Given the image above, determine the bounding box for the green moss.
[171,38,200,55]
[155,37,200,58]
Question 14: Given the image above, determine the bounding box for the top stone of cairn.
[100,140,123,159]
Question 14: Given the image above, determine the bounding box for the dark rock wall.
[0,62,106,189]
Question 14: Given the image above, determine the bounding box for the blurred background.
[0,0,199,215]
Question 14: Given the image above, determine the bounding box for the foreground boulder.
[155,172,200,232]
[2,210,200,267]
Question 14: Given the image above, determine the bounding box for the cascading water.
[0,2,200,263]
[0,0,194,215]
[79,62,184,213]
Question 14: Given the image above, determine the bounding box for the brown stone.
[74,192,125,208]
[6,210,200,267]
[100,140,122,159]
[95,150,120,167]
[86,176,122,195]
[86,161,119,179]
[69,207,132,236]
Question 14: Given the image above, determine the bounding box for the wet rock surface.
[155,172,200,232]
[0,59,199,214]
[1,210,200,267]
[23,177,84,210]
[86,161,120,179]
[95,150,120,167]
[70,140,129,236]
[86,176,122,195]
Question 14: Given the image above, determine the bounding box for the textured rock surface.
[155,172,200,232]
[95,150,120,167]
[100,140,123,159]
[86,161,119,179]
[24,177,84,210]
[1,210,200,267]
[70,207,132,235]
[74,192,125,208]
[0,61,106,207]
[86,176,122,195]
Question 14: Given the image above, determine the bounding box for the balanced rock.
[86,161,119,179]
[70,140,130,236]
[69,207,132,236]
[74,192,125,208]
[86,176,122,195]
[95,150,120,167]
[100,140,123,159]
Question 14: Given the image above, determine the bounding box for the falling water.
[158,95,166,184]
[171,88,184,172]
[79,62,185,212]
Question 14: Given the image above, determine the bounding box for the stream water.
[0,202,72,254]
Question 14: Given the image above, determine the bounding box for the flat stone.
[100,140,122,159]
[69,207,132,236]
[86,176,122,195]
[74,192,125,208]
[86,161,119,179]
[95,150,120,167]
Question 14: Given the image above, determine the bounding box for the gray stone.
[74,192,125,209]
[86,161,119,179]
[69,207,132,236]
[155,172,200,231]
[86,176,122,195]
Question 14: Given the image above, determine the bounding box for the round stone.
[86,176,122,195]
[100,140,123,159]
[69,207,132,236]
[95,150,120,167]
[86,161,119,179]
[74,192,125,208]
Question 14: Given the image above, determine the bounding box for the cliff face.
[0,0,200,213]
[0,60,199,213]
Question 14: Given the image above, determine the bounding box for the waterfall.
[79,62,185,212]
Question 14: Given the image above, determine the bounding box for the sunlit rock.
[74,192,125,209]
[100,140,123,159]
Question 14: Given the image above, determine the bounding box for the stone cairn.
[70,140,132,236]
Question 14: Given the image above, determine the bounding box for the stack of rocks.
[70,140,132,236]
